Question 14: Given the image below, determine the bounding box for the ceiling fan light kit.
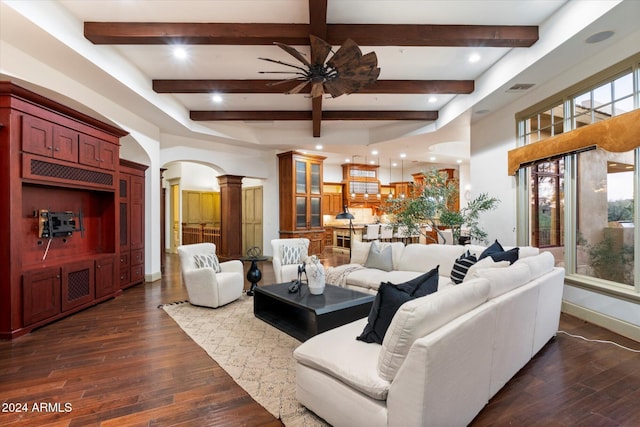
[259,35,380,98]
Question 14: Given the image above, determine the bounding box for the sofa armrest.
[183,266,218,286]
[272,257,284,283]
[387,303,496,427]
[220,259,244,276]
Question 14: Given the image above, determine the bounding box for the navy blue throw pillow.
[396,266,440,297]
[479,240,504,260]
[357,282,414,344]
[491,247,520,264]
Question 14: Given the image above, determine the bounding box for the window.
[516,57,639,294]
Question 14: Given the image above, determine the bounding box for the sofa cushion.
[396,244,466,277]
[450,250,477,284]
[377,278,491,381]
[357,282,415,344]
[293,318,391,400]
[463,256,510,283]
[364,241,394,271]
[351,240,372,265]
[514,251,555,280]
[475,262,533,299]
[352,240,405,269]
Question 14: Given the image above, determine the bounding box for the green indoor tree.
[384,169,500,244]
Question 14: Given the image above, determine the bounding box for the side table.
[240,255,271,296]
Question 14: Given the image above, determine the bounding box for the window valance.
[507,109,640,175]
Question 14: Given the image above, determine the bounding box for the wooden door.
[242,186,263,255]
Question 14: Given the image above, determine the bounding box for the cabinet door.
[52,125,79,162]
[21,115,53,157]
[95,255,117,298]
[79,134,101,168]
[61,260,95,311]
[22,267,61,326]
[79,135,116,170]
[99,141,117,170]
[130,175,145,250]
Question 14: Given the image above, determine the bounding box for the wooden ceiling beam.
[153,79,473,94]
[85,23,537,47]
[190,110,437,121]
[328,24,538,47]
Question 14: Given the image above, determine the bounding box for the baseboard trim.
[562,301,640,342]
[145,271,162,283]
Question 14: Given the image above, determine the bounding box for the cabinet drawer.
[119,269,130,286]
[119,252,130,269]
[131,249,143,266]
[131,264,144,282]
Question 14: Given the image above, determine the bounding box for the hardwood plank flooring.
[1,250,639,426]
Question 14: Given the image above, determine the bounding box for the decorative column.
[217,175,243,260]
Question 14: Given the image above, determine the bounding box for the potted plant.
[384,169,499,244]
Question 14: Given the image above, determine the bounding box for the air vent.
[506,83,535,93]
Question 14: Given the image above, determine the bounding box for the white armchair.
[271,238,310,283]
[177,243,244,308]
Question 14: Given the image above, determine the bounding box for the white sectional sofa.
[293,241,565,427]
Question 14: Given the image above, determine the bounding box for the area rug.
[162,295,329,426]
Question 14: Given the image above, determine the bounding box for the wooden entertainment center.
[0,82,146,339]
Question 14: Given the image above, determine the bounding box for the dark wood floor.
[1,251,639,426]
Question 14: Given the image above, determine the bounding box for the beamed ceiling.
[83,0,538,137]
[6,1,635,167]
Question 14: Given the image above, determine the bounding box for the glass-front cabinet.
[278,151,326,255]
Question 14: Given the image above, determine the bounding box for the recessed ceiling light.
[392,162,398,167]
[585,30,614,44]
[456,159,462,164]
[371,150,378,155]
[428,97,437,103]
[468,53,481,63]
[400,153,406,158]
[211,93,223,103]
[315,144,323,150]
[345,158,351,163]
[429,156,436,161]
[369,160,375,165]
[173,46,188,60]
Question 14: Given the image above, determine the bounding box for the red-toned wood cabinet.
[119,160,147,289]
[0,81,130,339]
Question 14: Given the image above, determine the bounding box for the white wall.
[469,29,640,334]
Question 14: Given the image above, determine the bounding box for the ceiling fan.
[259,35,380,98]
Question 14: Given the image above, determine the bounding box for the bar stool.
[362,224,380,241]
[379,224,394,242]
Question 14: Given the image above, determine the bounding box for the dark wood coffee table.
[254,282,375,341]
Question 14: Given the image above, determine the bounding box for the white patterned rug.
[162,295,328,426]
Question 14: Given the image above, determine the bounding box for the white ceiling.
[1,0,636,167]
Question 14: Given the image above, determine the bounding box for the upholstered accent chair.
[271,238,310,283]
[177,243,244,308]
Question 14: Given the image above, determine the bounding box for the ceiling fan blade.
[266,77,308,87]
[286,80,311,94]
[310,82,324,98]
[323,79,352,98]
[326,39,361,71]
[258,57,309,74]
[273,42,311,67]
[309,35,332,65]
